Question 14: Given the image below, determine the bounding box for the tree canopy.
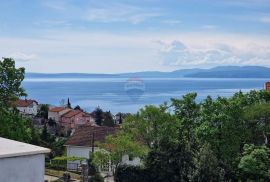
[95,90,270,181]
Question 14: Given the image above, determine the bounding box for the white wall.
[66,146,98,170]
[0,154,45,182]
[17,103,38,115]
[66,146,140,170]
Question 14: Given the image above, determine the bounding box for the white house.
[48,107,71,122]
[15,99,39,115]
[0,137,50,182]
[64,126,140,171]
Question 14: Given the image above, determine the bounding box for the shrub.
[114,165,150,182]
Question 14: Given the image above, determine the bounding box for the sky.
[0,0,270,73]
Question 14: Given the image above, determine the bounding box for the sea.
[22,78,269,114]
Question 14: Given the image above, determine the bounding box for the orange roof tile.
[15,99,38,107]
[49,107,67,112]
[62,110,82,118]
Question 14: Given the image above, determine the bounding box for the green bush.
[45,162,66,171]
[89,173,104,182]
[114,165,150,182]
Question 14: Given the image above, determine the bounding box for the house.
[64,126,140,171]
[48,107,71,122]
[0,137,50,182]
[60,110,94,131]
[15,99,38,115]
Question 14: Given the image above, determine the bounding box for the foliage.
[67,98,72,109]
[0,58,33,143]
[88,154,98,175]
[145,133,195,182]
[114,165,150,182]
[93,132,148,171]
[0,107,32,142]
[94,107,103,126]
[101,90,270,181]
[37,104,49,119]
[53,156,87,162]
[123,104,179,149]
[243,103,270,145]
[0,57,26,107]
[102,111,115,127]
[238,144,270,181]
[192,143,224,182]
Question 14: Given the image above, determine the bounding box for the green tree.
[238,144,270,181]
[37,104,49,119]
[123,104,179,149]
[0,107,32,142]
[0,57,26,107]
[94,107,103,126]
[192,143,224,182]
[102,111,115,127]
[93,132,148,173]
[67,97,72,109]
[145,132,195,182]
[0,58,32,142]
[244,103,270,145]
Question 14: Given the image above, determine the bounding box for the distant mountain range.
[26,66,270,79]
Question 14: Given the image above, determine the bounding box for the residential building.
[15,99,38,115]
[60,110,94,131]
[0,137,50,182]
[48,107,71,122]
[64,126,140,171]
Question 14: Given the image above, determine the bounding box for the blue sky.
[1,0,270,73]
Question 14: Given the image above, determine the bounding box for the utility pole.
[92,131,95,153]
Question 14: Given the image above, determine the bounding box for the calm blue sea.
[22,78,269,114]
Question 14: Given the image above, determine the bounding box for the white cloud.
[1,31,270,73]
[158,40,270,67]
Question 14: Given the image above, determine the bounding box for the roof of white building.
[0,137,50,159]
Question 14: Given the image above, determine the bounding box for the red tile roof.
[65,126,117,147]
[62,110,82,118]
[15,99,38,107]
[49,107,67,112]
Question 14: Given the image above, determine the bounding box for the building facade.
[15,99,39,115]
[0,137,50,182]
[48,107,71,122]
[64,126,140,172]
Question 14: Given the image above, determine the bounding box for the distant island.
[26,66,270,79]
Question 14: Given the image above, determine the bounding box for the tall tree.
[94,107,103,126]
[0,58,32,142]
[67,98,72,109]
